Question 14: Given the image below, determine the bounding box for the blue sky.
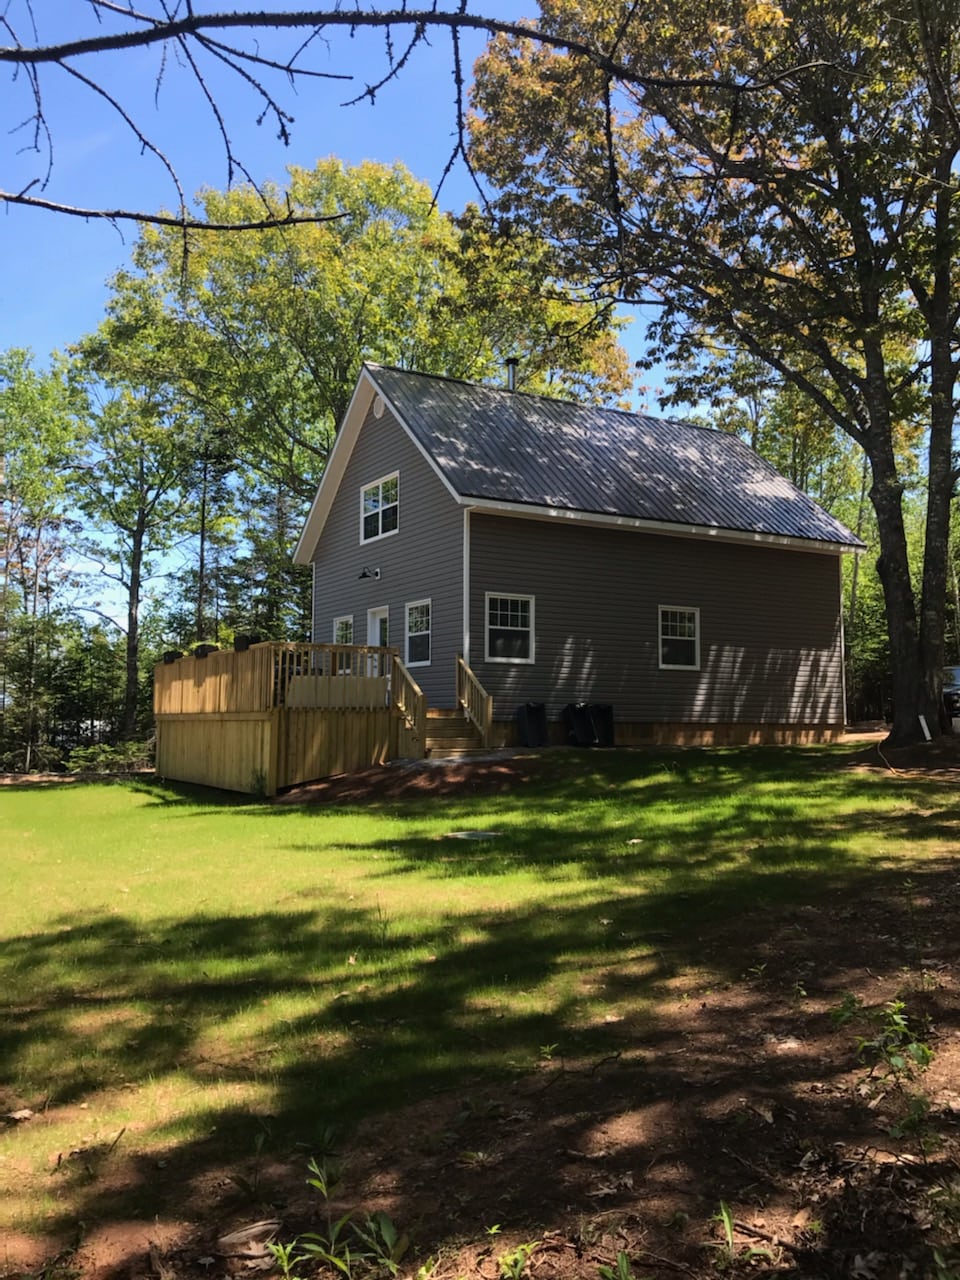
[2,6,653,399]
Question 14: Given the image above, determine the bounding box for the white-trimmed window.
[333,615,354,673]
[485,593,534,663]
[361,472,399,542]
[659,605,700,670]
[405,599,431,667]
[333,615,353,645]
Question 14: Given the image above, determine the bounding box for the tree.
[78,159,628,645]
[69,383,196,739]
[0,350,85,768]
[469,0,960,743]
[113,159,629,505]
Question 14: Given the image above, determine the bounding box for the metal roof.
[368,365,862,549]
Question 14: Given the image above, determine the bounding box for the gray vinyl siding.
[311,404,464,708]
[469,514,844,725]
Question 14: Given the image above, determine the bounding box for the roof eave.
[292,368,380,566]
[458,495,864,555]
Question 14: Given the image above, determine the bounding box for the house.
[293,364,862,747]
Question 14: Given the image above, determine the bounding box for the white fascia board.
[292,368,379,565]
[293,364,465,565]
[460,496,863,556]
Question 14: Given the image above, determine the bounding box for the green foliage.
[598,1250,646,1280]
[710,1201,773,1269]
[269,1151,408,1280]
[856,999,933,1082]
[470,0,960,738]
[67,740,153,773]
[497,1241,540,1280]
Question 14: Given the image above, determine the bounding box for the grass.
[1,746,956,1247]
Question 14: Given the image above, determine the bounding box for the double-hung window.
[405,599,431,667]
[361,473,399,542]
[485,594,534,663]
[333,615,353,673]
[659,605,700,670]
[333,616,353,645]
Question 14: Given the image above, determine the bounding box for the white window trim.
[360,471,399,544]
[658,604,701,671]
[405,598,432,668]
[484,592,535,664]
[332,614,354,644]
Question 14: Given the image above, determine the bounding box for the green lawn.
[1,747,956,1246]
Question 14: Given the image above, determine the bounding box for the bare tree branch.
[0,187,348,230]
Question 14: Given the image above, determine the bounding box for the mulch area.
[274,733,960,807]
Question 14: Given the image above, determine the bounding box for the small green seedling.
[598,1250,647,1280]
[498,1241,540,1280]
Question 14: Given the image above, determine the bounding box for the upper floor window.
[361,473,399,542]
[659,605,700,670]
[486,593,534,663]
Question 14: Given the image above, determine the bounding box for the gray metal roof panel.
[369,365,862,547]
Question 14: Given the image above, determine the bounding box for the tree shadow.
[2,750,958,1275]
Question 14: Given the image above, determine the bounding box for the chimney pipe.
[505,356,518,391]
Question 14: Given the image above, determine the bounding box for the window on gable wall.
[405,600,431,666]
[361,473,399,542]
[659,606,700,669]
[486,594,534,662]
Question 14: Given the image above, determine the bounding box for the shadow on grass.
[2,748,958,1273]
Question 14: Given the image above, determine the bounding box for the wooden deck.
[154,642,426,795]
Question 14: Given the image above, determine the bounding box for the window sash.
[485,594,534,663]
[659,606,700,669]
[405,600,431,666]
[333,616,353,645]
[360,473,399,542]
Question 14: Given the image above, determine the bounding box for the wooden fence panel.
[155,713,274,793]
[154,646,273,715]
[285,674,388,709]
[276,708,394,789]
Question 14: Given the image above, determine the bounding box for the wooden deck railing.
[154,642,397,715]
[392,657,427,753]
[457,656,493,747]
[274,642,395,707]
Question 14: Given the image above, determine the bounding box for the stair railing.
[456,656,493,748]
[392,655,427,753]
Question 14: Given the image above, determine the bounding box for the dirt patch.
[15,869,957,1280]
[274,753,552,806]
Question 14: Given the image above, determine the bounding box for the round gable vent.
[373,395,384,419]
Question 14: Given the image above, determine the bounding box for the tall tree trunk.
[867,437,922,745]
[196,457,208,642]
[122,511,146,739]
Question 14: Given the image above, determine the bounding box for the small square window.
[485,594,534,663]
[405,599,431,667]
[659,606,700,669]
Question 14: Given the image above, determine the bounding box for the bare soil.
[5,741,960,1280]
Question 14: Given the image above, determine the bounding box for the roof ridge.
[365,361,721,436]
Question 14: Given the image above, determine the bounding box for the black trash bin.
[562,702,598,747]
[589,703,615,747]
[516,701,549,747]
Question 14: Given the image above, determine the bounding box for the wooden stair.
[425,708,486,757]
